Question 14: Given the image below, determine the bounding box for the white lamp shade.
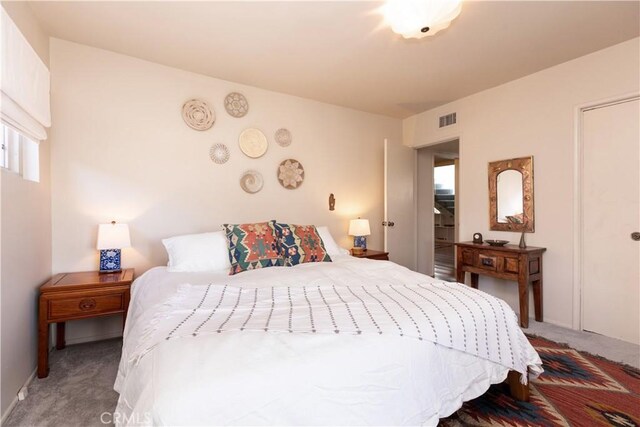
[348,219,371,237]
[381,0,463,39]
[97,223,131,250]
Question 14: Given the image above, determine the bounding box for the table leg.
[56,322,66,350]
[532,279,543,322]
[518,279,530,328]
[470,273,479,289]
[455,246,465,285]
[38,299,49,378]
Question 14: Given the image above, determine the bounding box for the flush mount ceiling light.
[381,0,463,39]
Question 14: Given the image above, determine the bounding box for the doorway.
[434,159,457,281]
[416,139,459,279]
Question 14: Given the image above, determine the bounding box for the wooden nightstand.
[38,269,134,378]
[350,249,389,260]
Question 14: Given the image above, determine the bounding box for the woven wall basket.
[278,159,304,189]
[240,170,264,194]
[182,99,215,131]
[224,92,249,118]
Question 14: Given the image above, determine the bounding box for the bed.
[114,254,542,426]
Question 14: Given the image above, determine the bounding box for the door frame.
[572,92,640,331]
[414,136,461,277]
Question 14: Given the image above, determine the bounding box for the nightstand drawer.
[48,293,125,320]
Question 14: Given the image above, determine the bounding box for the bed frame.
[507,371,530,401]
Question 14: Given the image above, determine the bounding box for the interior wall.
[49,39,402,343]
[0,1,52,418]
[404,37,640,328]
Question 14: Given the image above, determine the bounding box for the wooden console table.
[455,242,546,328]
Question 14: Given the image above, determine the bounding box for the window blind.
[0,6,51,142]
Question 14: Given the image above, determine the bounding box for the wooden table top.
[41,269,134,293]
[350,249,389,257]
[455,241,546,253]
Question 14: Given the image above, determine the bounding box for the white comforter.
[115,256,542,426]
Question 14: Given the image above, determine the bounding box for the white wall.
[49,39,402,343]
[404,38,640,328]
[0,1,52,418]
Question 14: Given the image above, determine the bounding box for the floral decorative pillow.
[223,221,283,275]
[274,223,332,267]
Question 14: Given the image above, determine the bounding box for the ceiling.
[29,1,639,118]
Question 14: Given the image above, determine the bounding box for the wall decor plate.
[278,159,305,189]
[239,128,268,158]
[224,92,249,118]
[240,170,264,194]
[275,128,292,147]
[182,99,215,131]
[209,143,230,164]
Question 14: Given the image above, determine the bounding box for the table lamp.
[349,218,370,255]
[97,221,131,273]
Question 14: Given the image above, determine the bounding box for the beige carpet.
[4,339,121,427]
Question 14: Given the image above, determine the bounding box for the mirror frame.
[488,156,534,232]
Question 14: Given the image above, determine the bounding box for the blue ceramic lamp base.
[99,249,122,273]
[353,236,367,251]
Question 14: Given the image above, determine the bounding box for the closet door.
[582,98,639,345]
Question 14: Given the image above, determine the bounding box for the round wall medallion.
[209,143,230,164]
[275,128,292,147]
[278,159,305,189]
[239,128,268,158]
[240,170,264,194]
[182,99,215,131]
[224,92,249,118]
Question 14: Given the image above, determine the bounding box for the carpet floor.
[4,335,639,426]
[3,339,120,427]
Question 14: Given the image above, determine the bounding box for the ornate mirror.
[489,156,534,232]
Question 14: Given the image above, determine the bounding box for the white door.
[454,158,460,268]
[384,138,416,270]
[582,97,640,345]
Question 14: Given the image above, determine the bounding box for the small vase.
[519,232,527,249]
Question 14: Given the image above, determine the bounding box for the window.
[0,122,40,182]
[434,164,455,195]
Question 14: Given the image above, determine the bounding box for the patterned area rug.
[440,335,640,426]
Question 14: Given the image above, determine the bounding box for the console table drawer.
[48,293,125,320]
[461,249,475,266]
[478,254,498,271]
[504,257,520,274]
[462,248,521,276]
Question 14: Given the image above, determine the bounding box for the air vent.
[439,112,457,128]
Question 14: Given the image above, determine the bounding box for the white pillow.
[316,226,349,256]
[162,231,231,272]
